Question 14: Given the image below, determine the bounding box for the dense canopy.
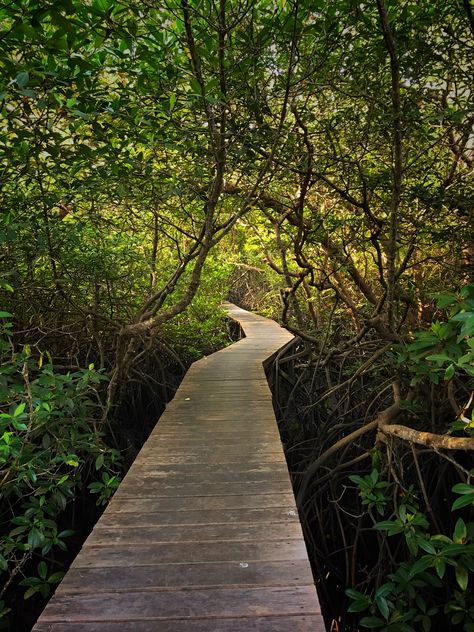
[0,0,473,630]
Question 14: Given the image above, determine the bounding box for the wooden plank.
[144,441,284,449]
[74,541,308,568]
[126,462,291,482]
[158,412,278,421]
[34,615,326,631]
[136,449,285,462]
[156,419,278,427]
[176,385,272,392]
[97,506,300,527]
[87,522,303,545]
[38,586,320,622]
[165,392,273,400]
[132,453,287,465]
[143,439,283,452]
[105,493,295,513]
[154,431,282,441]
[55,559,314,593]
[166,393,274,400]
[163,407,277,416]
[113,480,291,498]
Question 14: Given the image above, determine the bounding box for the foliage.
[0,0,473,628]
[163,255,235,361]
[0,309,121,616]
[399,284,474,387]
[347,474,474,632]
[348,469,390,516]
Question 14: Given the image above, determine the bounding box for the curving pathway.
[34,303,324,631]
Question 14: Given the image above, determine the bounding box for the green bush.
[399,283,474,387]
[0,306,121,620]
[347,285,474,631]
[347,477,474,632]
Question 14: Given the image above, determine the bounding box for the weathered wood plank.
[87,522,303,545]
[143,439,283,452]
[98,506,300,527]
[104,493,296,513]
[156,419,279,427]
[126,461,291,482]
[114,479,291,498]
[73,540,308,568]
[55,559,314,593]
[132,453,287,465]
[38,586,320,621]
[153,433,282,443]
[163,406,277,416]
[34,615,326,631]
[156,413,278,422]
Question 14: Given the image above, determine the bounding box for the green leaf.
[374,520,403,534]
[453,518,467,543]
[88,482,103,493]
[53,490,67,510]
[452,495,474,510]
[58,529,74,538]
[399,505,407,522]
[461,317,474,338]
[38,561,48,581]
[349,474,365,485]
[346,588,371,612]
[444,364,455,381]
[461,284,474,299]
[9,525,28,537]
[457,352,474,365]
[13,402,26,417]
[433,293,458,308]
[190,78,202,95]
[12,420,28,431]
[0,555,7,571]
[418,539,436,554]
[452,483,474,495]
[24,586,39,600]
[426,353,452,363]
[455,563,468,591]
[19,88,36,98]
[72,109,90,120]
[348,599,372,613]
[409,556,432,576]
[0,311,13,318]
[375,583,393,599]
[375,595,390,620]
[434,557,446,578]
[15,71,29,88]
[450,312,471,322]
[27,527,44,548]
[360,616,386,628]
[346,588,368,600]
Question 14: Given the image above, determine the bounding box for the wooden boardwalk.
[34,303,324,631]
